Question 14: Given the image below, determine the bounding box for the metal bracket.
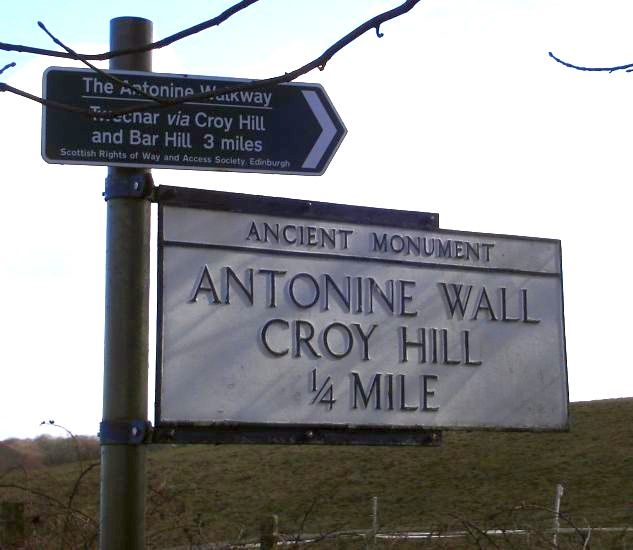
[99,420,152,445]
[103,173,154,201]
[152,424,442,446]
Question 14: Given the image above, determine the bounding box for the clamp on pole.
[103,172,154,201]
[99,420,153,445]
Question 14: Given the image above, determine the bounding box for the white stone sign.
[157,193,568,434]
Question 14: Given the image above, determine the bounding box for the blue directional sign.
[42,67,346,175]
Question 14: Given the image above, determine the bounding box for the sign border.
[153,185,568,445]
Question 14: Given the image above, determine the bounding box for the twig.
[549,51,633,73]
[59,462,99,550]
[0,81,90,114]
[40,421,87,466]
[66,463,99,519]
[37,21,166,105]
[461,518,501,549]
[0,0,261,60]
[293,498,319,546]
[0,61,15,75]
[0,0,422,117]
[582,527,591,549]
[0,483,97,526]
[0,462,29,482]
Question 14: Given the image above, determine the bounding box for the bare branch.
[37,21,166,106]
[0,0,260,60]
[0,61,15,75]
[0,0,422,117]
[60,462,100,550]
[0,483,97,527]
[0,81,94,116]
[549,51,633,73]
[293,497,320,545]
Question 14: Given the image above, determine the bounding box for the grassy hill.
[1,398,632,548]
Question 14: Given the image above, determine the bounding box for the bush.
[33,435,99,466]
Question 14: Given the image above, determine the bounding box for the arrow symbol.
[302,90,338,170]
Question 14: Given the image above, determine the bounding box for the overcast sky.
[1,0,632,440]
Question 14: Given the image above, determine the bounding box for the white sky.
[1,0,632,440]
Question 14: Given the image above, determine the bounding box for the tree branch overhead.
[549,51,633,73]
[0,0,422,117]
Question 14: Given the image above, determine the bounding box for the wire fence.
[2,481,632,549]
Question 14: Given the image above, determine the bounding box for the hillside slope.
[1,398,631,548]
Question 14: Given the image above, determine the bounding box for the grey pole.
[100,17,153,550]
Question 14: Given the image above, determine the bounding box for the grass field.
[1,398,632,548]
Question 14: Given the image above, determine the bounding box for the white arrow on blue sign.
[42,67,347,175]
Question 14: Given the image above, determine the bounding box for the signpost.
[42,67,346,175]
[154,186,569,445]
[99,18,152,550]
[37,16,568,549]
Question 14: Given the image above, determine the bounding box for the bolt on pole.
[100,17,153,550]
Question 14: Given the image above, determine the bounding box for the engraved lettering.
[400,326,482,366]
[399,326,426,363]
[421,374,439,412]
[289,273,320,309]
[257,269,287,307]
[223,267,253,305]
[472,287,498,321]
[522,288,540,324]
[352,323,378,361]
[351,372,381,410]
[322,322,353,359]
[245,221,353,250]
[189,264,221,304]
[371,232,494,263]
[294,320,321,358]
[260,319,289,357]
[398,280,418,317]
[438,282,473,319]
[399,374,418,411]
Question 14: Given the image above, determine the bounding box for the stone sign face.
[156,188,568,443]
[42,67,346,175]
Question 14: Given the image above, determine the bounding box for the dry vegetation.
[1,435,100,471]
[1,399,632,548]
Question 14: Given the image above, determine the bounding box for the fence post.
[372,496,378,533]
[260,514,279,549]
[552,483,564,546]
[365,496,379,548]
[0,502,25,547]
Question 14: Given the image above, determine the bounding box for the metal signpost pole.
[100,17,153,550]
